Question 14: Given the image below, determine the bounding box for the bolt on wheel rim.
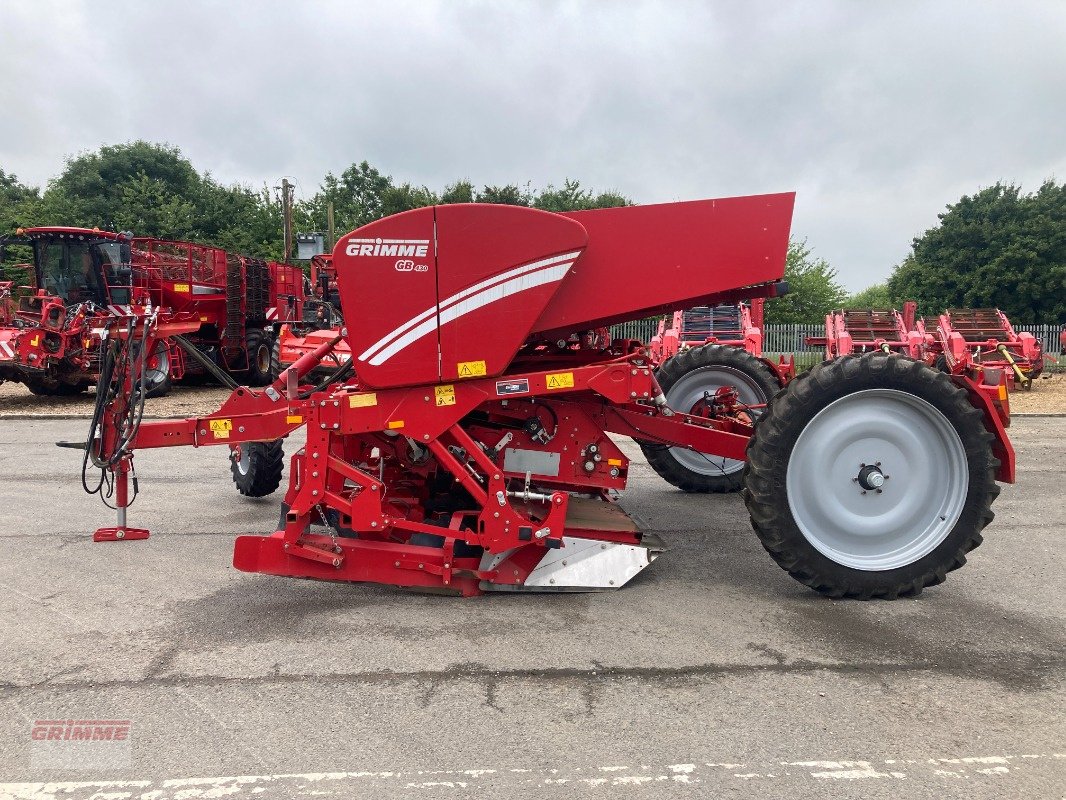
[666,364,767,476]
[785,389,968,571]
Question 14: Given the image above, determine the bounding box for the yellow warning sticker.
[286,415,303,424]
[349,393,378,408]
[209,419,233,432]
[30,336,39,347]
[457,360,487,378]
[213,429,230,439]
[434,384,456,407]
[387,420,405,429]
[546,371,575,390]
[174,283,190,293]
[199,315,208,322]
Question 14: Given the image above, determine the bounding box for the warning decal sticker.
[457,360,487,378]
[349,393,378,408]
[545,372,575,390]
[209,418,232,439]
[434,385,456,406]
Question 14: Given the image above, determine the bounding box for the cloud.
[2,0,1063,289]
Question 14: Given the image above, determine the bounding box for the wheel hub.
[855,463,887,491]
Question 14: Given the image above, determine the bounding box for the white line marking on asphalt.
[2,753,1063,798]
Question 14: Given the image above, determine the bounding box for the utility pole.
[327,201,336,251]
[281,178,294,262]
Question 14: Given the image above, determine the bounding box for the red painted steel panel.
[434,204,587,382]
[334,207,440,388]
[532,193,795,338]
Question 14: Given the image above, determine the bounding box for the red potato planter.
[81,195,1015,600]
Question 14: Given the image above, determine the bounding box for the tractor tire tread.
[231,440,285,497]
[742,352,999,600]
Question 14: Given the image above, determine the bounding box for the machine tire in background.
[640,344,781,493]
[25,378,87,396]
[144,339,173,399]
[230,440,285,497]
[269,337,283,381]
[245,329,273,386]
[743,352,999,599]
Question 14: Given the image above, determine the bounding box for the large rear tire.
[230,440,285,497]
[269,337,283,381]
[743,353,999,599]
[245,329,273,386]
[641,344,781,493]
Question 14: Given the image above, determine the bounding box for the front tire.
[743,353,999,599]
[641,344,781,493]
[230,440,285,497]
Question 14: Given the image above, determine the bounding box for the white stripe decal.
[0,341,13,359]
[358,250,581,363]
[366,262,573,366]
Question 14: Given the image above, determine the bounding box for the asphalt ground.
[0,417,1062,799]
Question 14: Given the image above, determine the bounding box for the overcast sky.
[2,1,1064,290]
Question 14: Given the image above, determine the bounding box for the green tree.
[440,180,474,204]
[534,179,630,212]
[846,281,895,308]
[112,172,197,239]
[0,169,42,280]
[39,141,201,229]
[477,184,532,206]
[764,240,848,324]
[887,181,1066,322]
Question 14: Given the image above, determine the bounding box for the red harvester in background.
[0,227,307,396]
[80,194,1014,601]
[928,308,1044,390]
[807,302,928,361]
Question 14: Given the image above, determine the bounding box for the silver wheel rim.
[236,446,250,476]
[786,389,968,571]
[666,364,768,476]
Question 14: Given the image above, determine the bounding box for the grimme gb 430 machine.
[81,195,1015,599]
[0,227,306,396]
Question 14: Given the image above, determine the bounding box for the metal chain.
[315,503,340,552]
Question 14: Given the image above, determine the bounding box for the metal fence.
[610,320,1065,370]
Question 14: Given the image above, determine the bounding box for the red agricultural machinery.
[0,227,307,396]
[807,303,927,361]
[80,195,1015,600]
[929,308,1044,390]
[645,300,795,491]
